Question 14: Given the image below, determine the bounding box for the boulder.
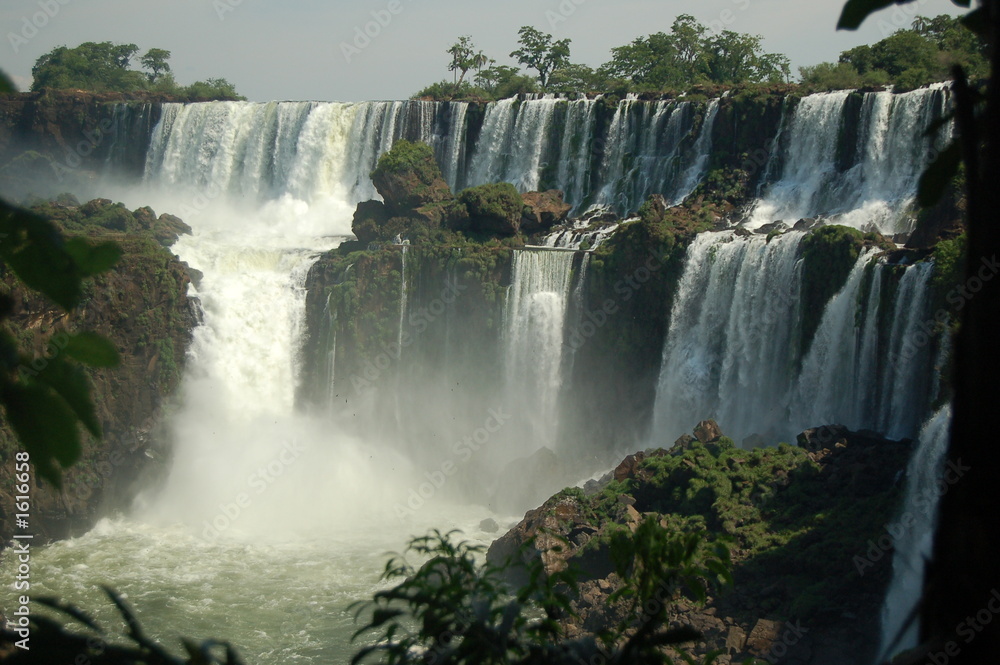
[133,205,158,229]
[521,190,572,234]
[796,424,850,452]
[671,433,696,451]
[370,140,453,213]
[479,518,499,533]
[352,200,391,244]
[756,221,788,235]
[746,619,783,657]
[638,193,669,223]
[459,183,525,236]
[694,419,723,443]
[152,213,192,246]
[725,625,747,655]
[613,452,645,482]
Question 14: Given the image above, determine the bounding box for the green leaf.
[960,7,988,39]
[34,356,102,437]
[0,70,15,94]
[837,0,897,30]
[0,202,84,310]
[1,382,82,488]
[917,141,962,207]
[64,332,121,368]
[65,237,122,276]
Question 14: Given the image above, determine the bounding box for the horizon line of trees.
[28,41,244,101]
[417,13,987,101]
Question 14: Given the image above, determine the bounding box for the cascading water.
[504,249,576,454]
[653,231,804,444]
[652,233,940,445]
[12,99,500,665]
[791,247,882,430]
[673,99,719,205]
[875,405,952,662]
[749,85,950,234]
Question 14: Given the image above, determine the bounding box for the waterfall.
[397,244,409,355]
[652,231,804,444]
[749,85,950,234]
[140,96,731,217]
[139,101,423,537]
[673,99,720,205]
[105,102,157,175]
[467,98,560,191]
[876,405,952,661]
[791,247,881,431]
[504,249,576,454]
[441,102,469,191]
[554,98,600,208]
[878,262,936,438]
[594,100,695,213]
[652,234,939,445]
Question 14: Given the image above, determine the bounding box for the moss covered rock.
[487,420,910,664]
[370,139,453,213]
[520,189,571,235]
[457,183,525,236]
[0,198,197,543]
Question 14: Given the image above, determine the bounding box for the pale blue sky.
[1,0,967,101]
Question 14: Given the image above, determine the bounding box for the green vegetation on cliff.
[29,41,244,100]
[801,15,988,91]
[488,422,909,660]
[0,195,194,541]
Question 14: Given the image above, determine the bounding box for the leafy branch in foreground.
[1,68,123,486]
[349,520,743,665]
[0,587,244,665]
[0,197,122,487]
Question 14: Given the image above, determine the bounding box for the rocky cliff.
[0,196,196,543]
[0,90,164,201]
[487,421,911,665]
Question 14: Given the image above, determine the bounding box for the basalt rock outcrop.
[487,422,912,665]
[0,198,197,543]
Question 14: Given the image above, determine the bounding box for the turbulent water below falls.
[15,512,500,664]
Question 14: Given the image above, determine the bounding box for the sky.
[1,0,968,102]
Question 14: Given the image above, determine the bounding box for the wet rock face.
[0,200,197,544]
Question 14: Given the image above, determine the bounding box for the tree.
[707,30,784,84]
[547,63,606,94]
[29,41,243,99]
[836,16,987,90]
[349,522,732,665]
[474,62,515,92]
[183,78,243,101]
[599,16,789,90]
[31,41,146,92]
[510,26,571,89]
[447,36,488,93]
[140,48,171,83]
[601,32,690,89]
